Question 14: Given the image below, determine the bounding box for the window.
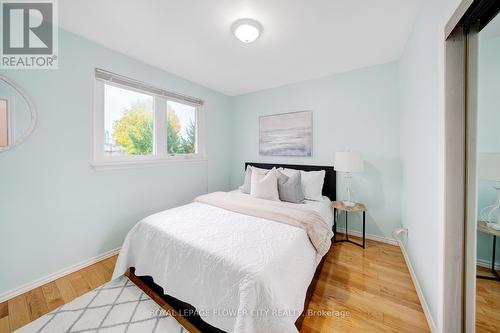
[166,100,197,155]
[93,69,204,169]
[104,84,154,157]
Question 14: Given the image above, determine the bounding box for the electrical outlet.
[392,227,408,240]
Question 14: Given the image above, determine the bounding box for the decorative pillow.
[279,167,299,177]
[276,170,305,203]
[281,168,325,201]
[240,166,253,193]
[300,170,326,201]
[240,166,270,194]
[250,167,280,201]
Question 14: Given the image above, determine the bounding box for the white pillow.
[239,166,272,194]
[281,168,325,201]
[300,170,325,201]
[251,167,280,201]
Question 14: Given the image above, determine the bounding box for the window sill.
[91,157,207,171]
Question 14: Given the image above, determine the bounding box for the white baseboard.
[0,247,121,303]
[335,227,398,245]
[336,228,435,331]
[476,258,500,271]
[396,240,437,333]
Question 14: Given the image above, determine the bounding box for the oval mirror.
[0,76,36,152]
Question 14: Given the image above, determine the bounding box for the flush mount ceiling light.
[231,18,263,44]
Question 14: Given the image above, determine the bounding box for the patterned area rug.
[14,276,187,333]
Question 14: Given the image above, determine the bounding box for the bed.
[112,162,336,333]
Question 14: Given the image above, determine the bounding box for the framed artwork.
[259,110,312,156]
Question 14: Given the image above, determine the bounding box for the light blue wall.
[0,30,233,295]
[230,62,402,240]
[398,0,461,330]
[477,35,500,267]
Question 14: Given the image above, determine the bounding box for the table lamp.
[335,151,364,207]
[478,152,500,230]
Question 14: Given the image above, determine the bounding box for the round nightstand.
[332,201,367,248]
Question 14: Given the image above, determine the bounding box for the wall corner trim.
[397,240,438,333]
[0,247,121,303]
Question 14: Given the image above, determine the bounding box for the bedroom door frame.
[443,21,467,333]
[444,0,500,331]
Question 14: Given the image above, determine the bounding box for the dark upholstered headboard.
[244,162,336,201]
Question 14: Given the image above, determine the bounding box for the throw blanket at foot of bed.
[195,192,332,256]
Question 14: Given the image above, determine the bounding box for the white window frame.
[92,69,205,170]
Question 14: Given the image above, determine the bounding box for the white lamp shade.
[478,153,500,180]
[335,151,364,173]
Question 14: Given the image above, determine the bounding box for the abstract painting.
[259,110,312,156]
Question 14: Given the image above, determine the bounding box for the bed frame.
[128,162,336,332]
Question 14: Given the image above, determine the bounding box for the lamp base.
[479,183,500,227]
[342,200,356,207]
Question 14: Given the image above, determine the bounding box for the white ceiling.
[59,0,422,96]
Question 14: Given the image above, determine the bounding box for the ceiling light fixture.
[231,19,263,44]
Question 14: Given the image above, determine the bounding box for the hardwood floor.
[0,257,117,333]
[301,237,429,333]
[476,266,500,333]
[0,237,429,333]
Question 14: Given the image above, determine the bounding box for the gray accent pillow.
[277,170,305,203]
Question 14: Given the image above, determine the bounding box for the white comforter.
[113,196,331,332]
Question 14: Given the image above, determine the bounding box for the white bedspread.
[113,197,332,332]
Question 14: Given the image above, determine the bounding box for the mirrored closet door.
[472,12,500,332]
